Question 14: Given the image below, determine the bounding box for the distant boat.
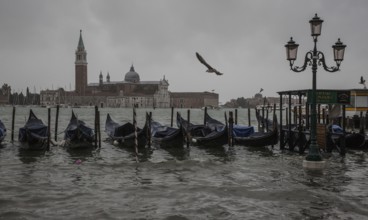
[63,111,95,149]
[0,119,6,144]
[18,110,48,150]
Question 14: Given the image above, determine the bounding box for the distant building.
[170,92,219,108]
[0,84,11,105]
[40,30,170,108]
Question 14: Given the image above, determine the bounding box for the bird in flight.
[259,88,264,93]
[196,52,223,75]
[359,76,365,84]
[359,76,367,89]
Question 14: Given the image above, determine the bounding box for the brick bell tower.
[75,30,88,95]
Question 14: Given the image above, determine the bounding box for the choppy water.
[0,106,367,219]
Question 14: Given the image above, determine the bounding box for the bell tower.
[75,30,88,95]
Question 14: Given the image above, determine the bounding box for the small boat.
[63,111,95,149]
[18,110,49,150]
[105,113,148,148]
[0,120,6,144]
[329,125,366,150]
[234,114,279,147]
[149,112,184,147]
[186,112,228,146]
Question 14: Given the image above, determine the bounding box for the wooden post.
[342,105,346,132]
[11,106,15,142]
[133,107,138,161]
[94,106,98,147]
[266,107,269,132]
[98,110,101,149]
[54,104,60,141]
[148,112,152,147]
[261,107,265,131]
[204,107,207,125]
[360,111,364,133]
[47,108,51,150]
[228,111,234,147]
[187,109,190,148]
[279,94,284,150]
[235,109,238,125]
[247,107,251,126]
[170,106,174,127]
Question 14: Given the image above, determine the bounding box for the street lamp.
[285,14,346,164]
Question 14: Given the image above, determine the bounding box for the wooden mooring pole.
[228,111,233,147]
[133,107,138,162]
[187,109,190,148]
[94,106,98,147]
[148,112,152,147]
[97,110,101,149]
[47,107,51,150]
[54,104,59,141]
[171,107,174,127]
[11,106,15,142]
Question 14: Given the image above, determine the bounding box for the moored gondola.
[149,112,184,147]
[234,114,279,147]
[0,119,6,144]
[63,110,95,149]
[105,113,148,148]
[188,112,228,146]
[18,109,48,150]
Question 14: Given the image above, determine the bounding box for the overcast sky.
[1,0,367,103]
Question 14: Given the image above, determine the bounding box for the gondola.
[18,109,49,150]
[149,112,184,147]
[328,125,366,150]
[0,120,6,144]
[178,112,228,146]
[63,111,95,149]
[234,114,279,147]
[105,113,148,148]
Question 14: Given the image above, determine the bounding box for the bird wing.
[196,52,213,70]
[214,70,223,75]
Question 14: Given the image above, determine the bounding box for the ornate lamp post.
[285,14,346,166]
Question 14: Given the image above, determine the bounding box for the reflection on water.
[17,148,47,164]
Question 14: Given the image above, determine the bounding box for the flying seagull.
[359,76,367,89]
[196,52,223,75]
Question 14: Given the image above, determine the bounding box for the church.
[40,30,170,108]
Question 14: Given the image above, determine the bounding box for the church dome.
[124,65,140,83]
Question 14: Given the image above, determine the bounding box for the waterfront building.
[170,91,219,108]
[0,84,11,105]
[40,30,170,108]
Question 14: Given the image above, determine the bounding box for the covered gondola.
[149,112,184,147]
[179,112,228,146]
[329,125,366,150]
[0,120,6,144]
[234,114,279,147]
[63,111,95,149]
[105,113,148,148]
[18,109,48,150]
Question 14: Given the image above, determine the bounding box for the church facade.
[40,30,170,108]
